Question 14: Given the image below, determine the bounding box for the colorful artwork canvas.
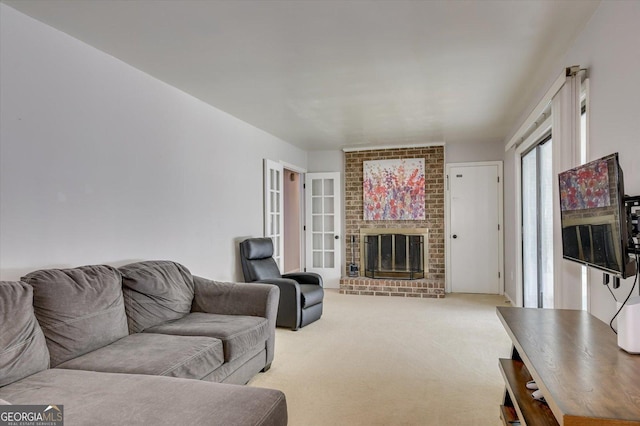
[363,159,425,220]
[559,158,611,211]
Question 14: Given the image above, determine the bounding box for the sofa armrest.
[191,276,279,318]
[192,276,280,367]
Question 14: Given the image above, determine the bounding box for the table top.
[497,306,640,424]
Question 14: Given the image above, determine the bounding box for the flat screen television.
[559,153,637,279]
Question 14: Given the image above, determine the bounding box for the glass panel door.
[522,149,538,308]
[522,136,554,308]
[310,177,335,268]
[264,159,284,270]
[305,172,341,288]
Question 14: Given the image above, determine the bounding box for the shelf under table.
[499,358,559,426]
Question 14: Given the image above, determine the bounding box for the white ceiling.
[3,0,600,151]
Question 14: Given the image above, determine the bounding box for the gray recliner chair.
[239,237,324,330]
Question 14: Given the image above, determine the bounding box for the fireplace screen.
[364,234,424,279]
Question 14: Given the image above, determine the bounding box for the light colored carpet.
[248,290,513,426]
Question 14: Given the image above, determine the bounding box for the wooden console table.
[497,306,640,425]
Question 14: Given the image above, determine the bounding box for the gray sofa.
[0,261,287,425]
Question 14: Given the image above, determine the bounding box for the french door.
[522,136,554,308]
[264,159,284,270]
[305,173,341,288]
[264,163,341,287]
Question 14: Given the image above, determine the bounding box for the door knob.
[335,235,339,239]
[452,235,458,239]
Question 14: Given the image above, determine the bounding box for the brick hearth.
[339,277,445,298]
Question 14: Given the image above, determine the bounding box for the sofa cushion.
[119,260,195,333]
[56,333,224,380]
[0,281,50,386]
[21,265,128,368]
[144,312,269,363]
[0,369,288,426]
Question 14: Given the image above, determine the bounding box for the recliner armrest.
[255,278,302,330]
[252,277,300,292]
[191,276,279,319]
[283,272,323,286]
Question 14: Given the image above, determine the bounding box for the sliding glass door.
[522,136,554,308]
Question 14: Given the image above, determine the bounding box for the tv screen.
[559,153,636,278]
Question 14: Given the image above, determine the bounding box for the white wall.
[446,140,504,163]
[503,1,640,322]
[309,140,506,170]
[0,4,307,282]
[307,150,344,173]
[565,0,640,322]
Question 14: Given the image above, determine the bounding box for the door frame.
[264,159,307,272]
[520,135,555,309]
[281,161,307,274]
[445,161,504,294]
[514,116,552,307]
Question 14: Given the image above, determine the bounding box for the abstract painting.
[363,158,425,220]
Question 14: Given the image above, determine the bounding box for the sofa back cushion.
[21,265,128,367]
[119,261,194,333]
[0,281,50,386]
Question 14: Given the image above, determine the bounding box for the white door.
[447,162,503,294]
[305,173,342,288]
[264,159,284,270]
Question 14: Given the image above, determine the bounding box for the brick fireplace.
[340,145,445,298]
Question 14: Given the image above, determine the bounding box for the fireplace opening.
[364,233,424,279]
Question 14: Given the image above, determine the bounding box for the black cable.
[606,284,618,302]
[609,253,639,334]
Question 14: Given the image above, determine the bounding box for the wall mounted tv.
[559,153,637,279]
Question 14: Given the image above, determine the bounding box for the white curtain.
[551,68,584,309]
[552,69,581,174]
